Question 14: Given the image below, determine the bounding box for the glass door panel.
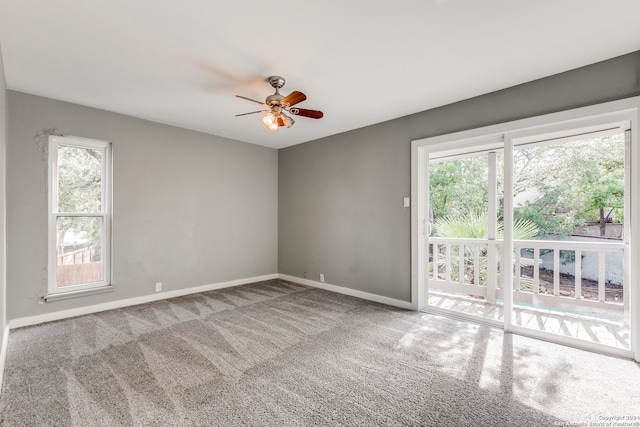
[427,152,505,323]
[511,132,630,351]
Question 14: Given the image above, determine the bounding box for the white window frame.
[47,135,112,297]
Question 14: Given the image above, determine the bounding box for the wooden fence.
[57,246,101,286]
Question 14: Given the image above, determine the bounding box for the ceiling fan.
[235,76,324,132]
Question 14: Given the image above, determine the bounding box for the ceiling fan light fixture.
[281,113,295,128]
[262,112,276,126]
[267,121,279,132]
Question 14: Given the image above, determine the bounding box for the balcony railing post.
[458,244,465,284]
[474,244,480,286]
[534,248,540,294]
[598,252,606,302]
[553,249,560,296]
[445,244,451,282]
[486,241,497,304]
[575,249,582,299]
[514,245,521,292]
[433,244,439,280]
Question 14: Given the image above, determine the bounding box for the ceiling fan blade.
[281,91,307,107]
[290,108,324,119]
[277,117,286,127]
[235,110,267,117]
[235,95,267,106]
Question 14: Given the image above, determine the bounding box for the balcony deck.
[427,292,630,350]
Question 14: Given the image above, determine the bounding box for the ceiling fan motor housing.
[266,94,284,106]
[266,76,286,105]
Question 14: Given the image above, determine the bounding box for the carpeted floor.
[0,279,638,426]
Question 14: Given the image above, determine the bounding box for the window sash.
[48,136,112,295]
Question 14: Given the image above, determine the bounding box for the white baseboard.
[279,274,415,310]
[9,273,278,329]
[0,324,10,395]
[9,272,414,329]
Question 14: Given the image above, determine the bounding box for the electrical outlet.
[155,282,162,292]
[320,274,325,283]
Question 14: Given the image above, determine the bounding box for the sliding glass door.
[413,104,636,359]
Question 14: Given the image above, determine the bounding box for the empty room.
[1,1,639,426]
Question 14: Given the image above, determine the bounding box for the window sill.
[43,285,114,303]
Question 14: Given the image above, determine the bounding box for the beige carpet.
[0,279,638,426]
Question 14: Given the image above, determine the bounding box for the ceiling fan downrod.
[265,76,285,106]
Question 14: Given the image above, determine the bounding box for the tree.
[512,134,624,238]
[429,133,625,239]
[577,168,624,237]
[429,156,488,222]
[56,145,103,259]
[433,211,539,287]
[434,211,539,240]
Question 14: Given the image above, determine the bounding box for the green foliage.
[577,170,624,223]
[434,211,538,240]
[58,145,102,212]
[513,188,576,238]
[510,217,540,240]
[434,210,488,238]
[56,145,103,259]
[429,157,488,221]
[432,211,538,288]
[512,134,625,236]
[430,133,626,238]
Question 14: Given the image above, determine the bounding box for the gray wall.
[7,92,278,319]
[0,45,6,331]
[279,51,640,303]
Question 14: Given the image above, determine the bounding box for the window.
[48,136,111,296]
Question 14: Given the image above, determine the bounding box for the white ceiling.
[1,1,639,149]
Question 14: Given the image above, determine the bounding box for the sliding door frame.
[411,96,640,361]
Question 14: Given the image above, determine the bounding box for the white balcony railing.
[428,237,626,317]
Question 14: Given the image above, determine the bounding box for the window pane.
[57,145,102,212]
[513,133,624,241]
[56,216,103,286]
[429,155,489,228]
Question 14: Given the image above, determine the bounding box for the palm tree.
[433,211,538,289]
[434,211,538,240]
